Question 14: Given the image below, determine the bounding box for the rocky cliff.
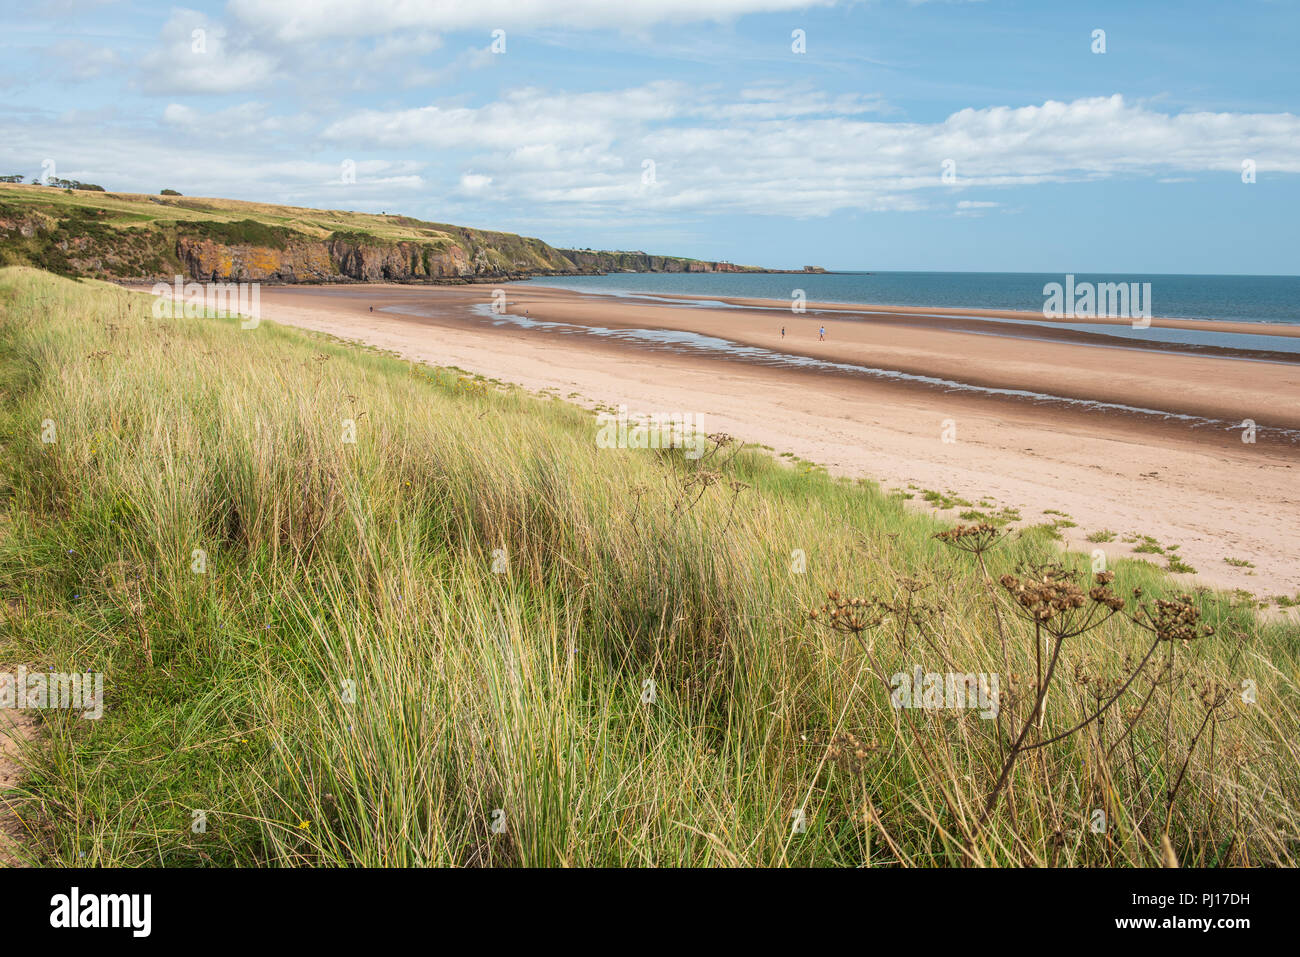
[0,184,819,284]
[175,235,486,283]
[558,249,824,274]
[558,249,755,274]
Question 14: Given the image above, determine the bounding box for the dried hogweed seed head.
[1148,595,1213,642]
[1089,584,1125,611]
[810,591,887,637]
[934,522,1004,555]
[997,564,1095,634]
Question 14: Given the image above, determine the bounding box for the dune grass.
[0,265,1296,867]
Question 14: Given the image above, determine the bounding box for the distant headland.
[0,181,822,284]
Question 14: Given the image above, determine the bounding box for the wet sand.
[642,292,1300,339]
[142,282,1300,601]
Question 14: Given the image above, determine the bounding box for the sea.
[520,271,1300,326]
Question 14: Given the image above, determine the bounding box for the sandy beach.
[146,282,1300,601]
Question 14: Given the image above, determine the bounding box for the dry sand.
[142,282,1300,603]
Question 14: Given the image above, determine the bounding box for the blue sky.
[3,0,1298,273]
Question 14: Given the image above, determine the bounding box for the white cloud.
[42,40,121,82]
[0,107,424,207]
[459,172,493,192]
[162,101,295,137]
[6,87,1298,227]
[372,32,445,58]
[321,89,1300,217]
[322,81,686,150]
[228,0,842,41]
[954,199,998,218]
[708,87,892,120]
[139,9,280,94]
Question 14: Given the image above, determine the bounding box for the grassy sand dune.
[0,265,1295,866]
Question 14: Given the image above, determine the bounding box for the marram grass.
[0,266,1296,867]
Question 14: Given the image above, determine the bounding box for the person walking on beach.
[818,325,825,341]
[781,326,785,339]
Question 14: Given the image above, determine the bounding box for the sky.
[3,0,1298,273]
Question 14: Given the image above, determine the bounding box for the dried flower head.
[1145,594,1214,643]
[996,563,1122,639]
[1190,676,1233,712]
[933,523,1005,555]
[999,567,1085,623]
[823,731,877,774]
[1088,578,1126,611]
[810,589,888,639]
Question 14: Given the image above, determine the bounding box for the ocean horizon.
[521,271,1300,325]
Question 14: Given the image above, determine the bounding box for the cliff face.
[0,206,580,283]
[176,236,484,283]
[558,249,824,274]
[558,249,755,274]
[0,185,814,283]
[165,236,782,283]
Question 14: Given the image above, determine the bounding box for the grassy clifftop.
[0,183,766,283]
[0,265,1295,866]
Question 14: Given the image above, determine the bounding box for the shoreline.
[472,286,1300,436]
[119,270,1300,335]
[135,280,1300,601]
[514,280,1300,335]
[518,285,1300,338]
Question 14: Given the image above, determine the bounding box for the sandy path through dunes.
[0,703,36,867]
